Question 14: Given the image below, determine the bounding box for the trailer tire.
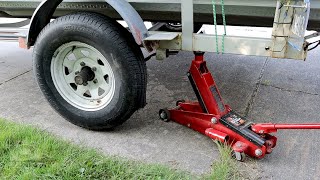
[33,12,147,130]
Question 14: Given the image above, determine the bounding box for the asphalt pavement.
[1,41,320,179]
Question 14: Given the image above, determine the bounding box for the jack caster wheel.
[176,100,185,106]
[159,108,170,122]
[232,151,246,162]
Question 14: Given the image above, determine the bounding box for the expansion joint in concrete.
[244,58,269,117]
[261,84,319,96]
[0,69,32,86]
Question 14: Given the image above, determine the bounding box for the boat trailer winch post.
[159,52,320,161]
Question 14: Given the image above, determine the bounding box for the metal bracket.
[271,0,310,59]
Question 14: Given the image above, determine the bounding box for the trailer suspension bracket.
[159,52,320,160]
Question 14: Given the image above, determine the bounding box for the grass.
[205,141,241,180]
[0,119,241,179]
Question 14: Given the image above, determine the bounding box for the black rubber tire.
[33,12,147,130]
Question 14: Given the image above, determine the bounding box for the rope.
[221,0,227,54]
[212,0,219,53]
[212,0,227,54]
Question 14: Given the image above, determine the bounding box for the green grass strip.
[0,119,195,179]
[0,119,242,179]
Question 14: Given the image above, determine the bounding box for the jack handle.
[251,123,320,134]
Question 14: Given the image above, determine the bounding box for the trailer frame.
[24,0,318,61]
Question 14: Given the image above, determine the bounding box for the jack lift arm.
[159,52,320,161]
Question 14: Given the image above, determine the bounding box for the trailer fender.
[27,0,148,47]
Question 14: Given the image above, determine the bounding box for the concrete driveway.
[1,41,320,179]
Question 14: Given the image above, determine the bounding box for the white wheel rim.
[51,41,116,111]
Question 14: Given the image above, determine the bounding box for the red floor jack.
[159,52,320,161]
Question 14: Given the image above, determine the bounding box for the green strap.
[212,0,219,53]
[221,0,227,54]
[212,0,227,54]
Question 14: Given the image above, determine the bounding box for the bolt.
[265,46,270,51]
[255,149,263,157]
[93,79,98,84]
[80,62,85,66]
[92,67,97,71]
[211,117,218,124]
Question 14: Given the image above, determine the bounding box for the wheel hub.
[74,66,96,86]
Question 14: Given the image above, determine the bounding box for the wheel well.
[27,0,148,48]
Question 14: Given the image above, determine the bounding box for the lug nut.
[80,62,85,66]
[93,79,98,84]
[83,82,88,86]
[75,71,80,75]
[92,67,97,71]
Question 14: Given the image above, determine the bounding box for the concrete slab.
[249,85,320,180]
[262,49,320,95]
[0,42,32,83]
[249,49,320,179]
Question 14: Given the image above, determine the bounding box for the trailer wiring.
[307,40,320,51]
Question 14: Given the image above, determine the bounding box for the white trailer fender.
[27,0,148,47]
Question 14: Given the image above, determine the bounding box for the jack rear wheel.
[159,108,170,122]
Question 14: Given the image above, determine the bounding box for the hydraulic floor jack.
[159,52,320,161]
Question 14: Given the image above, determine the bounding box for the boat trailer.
[2,0,320,161]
